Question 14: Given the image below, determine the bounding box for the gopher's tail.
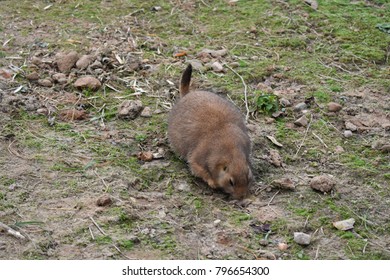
[180,64,192,97]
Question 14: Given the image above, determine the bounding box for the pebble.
[26,72,39,81]
[327,102,343,112]
[334,145,344,154]
[213,219,221,227]
[255,83,273,94]
[187,59,204,71]
[278,242,288,251]
[118,100,144,119]
[333,218,355,231]
[74,76,101,91]
[294,102,307,112]
[76,54,94,69]
[96,195,112,207]
[52,73,67,82]
[345,121,357,132]
[38,79,53,87]
[55,51,79,73]
[140,106,152,118]
[294,115,308,127]
[343,130,353,138]
[293,232,311,245]
[31,56,42,66]
[310,175,335,193]
[211,61,224,72]
[280,98,291,107]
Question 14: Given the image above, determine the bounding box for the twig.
[268,190,280,206]
[89,216,106,236]
[225,64,250,122]
[89,226,95,240]
[93,170,110,192]
[294,114,313,159]
[112,244,136,260]
[0,221,26,240]
[312,132,328,149]
[315,245,320,260]
[200,0,210,7]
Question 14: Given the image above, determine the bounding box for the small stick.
[0,221,25,240]
[112,244,135,260]
[315,245,320,259]
[268,190,280,206]
[93,170,110,192]
[89,226,95,240]
[294,114,313,159]
[312,132,328,149]
[89,216,106,236]
[225,64,250,122]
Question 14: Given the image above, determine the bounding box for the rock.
[269,149,283,167]
[334,146,344,154]
[118,100,144,119]
[89,60,103,70]
[294,115,308,127]
[198,48,228,58]
[310,175,335,193]
[256,83,273,94]
[278,243,288,251]
[213,219,221,227]
[280,98,291,107]
[345,121,357,132]
[176,181,191,192]
[37,108,48,115]
[74,76,101,91]
[259,239,269,247]
[265,117,276,124]
[327,102,342,112]
[140,106,152,118]
[76,54,94,69]
[26,72,39,81]
[333,218,355,231]
[294,232,311,245]
[96,195,112,207]
[211,61,224,72]
[31,56,42,66]
[52,73,68,84]
[294,102,307,112]
[55,51,79,73]
[187,59,204,71]
[38,79,53,87]
[271,177,295,190]
[137,151,153,162]
[343,130,353,138]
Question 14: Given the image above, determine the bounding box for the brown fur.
[168,64,252,199]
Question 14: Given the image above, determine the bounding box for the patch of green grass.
[94,235,112,245]
[118,239,135,250]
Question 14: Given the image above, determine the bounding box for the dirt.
[1,0,389,260]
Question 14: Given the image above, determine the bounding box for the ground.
[0,0,389,260]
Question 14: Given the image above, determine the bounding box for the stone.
[76,54,94,70]
[294,115,308,127]
[278,242,288,251]
[52,73,67,83]
[59,109,87,121]
[38,79,53,87]
[26,72,39,81]
[294,232,311,245]
[327,102,343,112]
[55,51,79,73]
[96,195,112,207]
[74,76,101,91]
[211,61,224,72]
[343,130,353,138]
[118,100,144,119]
[294,102,307,112]
[333,218,355,231]
[280,98,291,107]
[310,175,335,193]
[140,106,152,118]
[213,219,221,226]
[345,121,357,132]
[269,149,282,167]
[31,56,42,66]
[334,145,344,154]
[187,59,204,71]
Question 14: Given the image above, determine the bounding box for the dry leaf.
[137,151,153,162]
[266,135,283,147]
[173,51,187,58]
[59,109,87,121]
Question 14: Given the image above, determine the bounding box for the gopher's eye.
[229,178,234,186]
[223,166,227,171]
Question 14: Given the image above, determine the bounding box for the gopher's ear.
[180,64,192,97]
